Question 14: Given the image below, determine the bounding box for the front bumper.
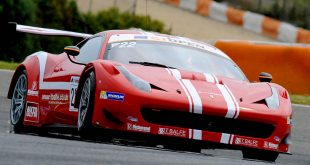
[92,89,292,154]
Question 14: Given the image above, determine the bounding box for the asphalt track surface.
[0,70,309,165]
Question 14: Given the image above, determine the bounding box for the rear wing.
[9,22,92,39]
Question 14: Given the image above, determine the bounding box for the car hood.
[126,65,272,103]
[123,64,273,118]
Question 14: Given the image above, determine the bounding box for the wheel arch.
[74,64,95,108]
[7,52,44,100]
[7,64,27,99]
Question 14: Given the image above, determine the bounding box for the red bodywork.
[7,30,292,154]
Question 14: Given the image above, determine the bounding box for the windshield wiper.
[129,61,176,69]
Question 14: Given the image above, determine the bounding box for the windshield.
[105,41,247,81]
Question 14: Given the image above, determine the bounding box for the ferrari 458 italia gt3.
[8,23,292,162]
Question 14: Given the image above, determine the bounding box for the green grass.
[290,94,310,106]
[0,61,19,70]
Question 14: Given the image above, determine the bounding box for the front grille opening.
[141,108,275,138]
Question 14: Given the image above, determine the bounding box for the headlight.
[116,66,151,92]
[265,87,280,110]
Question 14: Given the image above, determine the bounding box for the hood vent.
[150,83,167,92]
[253,99,267,106]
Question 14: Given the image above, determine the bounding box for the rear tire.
[242,148,279,162]
[78,71,97,140]
[10,70,27,133]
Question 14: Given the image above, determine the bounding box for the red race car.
[8,23,292,162]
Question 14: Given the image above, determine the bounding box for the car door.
[46,36,105,126]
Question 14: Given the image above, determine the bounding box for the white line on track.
[0,69,14,73]
[292,104,310,109]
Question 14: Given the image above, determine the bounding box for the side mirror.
[64,46,80,56]
[259,72,272,82]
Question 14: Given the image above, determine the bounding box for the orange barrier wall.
[165,0,180,6]
[164,0,310,44]
[214,40,310,94]
[297,29,310,44]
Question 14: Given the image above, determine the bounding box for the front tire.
[10,71,28,133]
[242,148,279,162]
[78,72,97,139]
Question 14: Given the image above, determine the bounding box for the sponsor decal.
[158,128,186,137]
[127,116,138,122]
[32,81,38,90]
[127,123,150,133]
[235,137,258,147]
[100,91,125,101]
[41,92,69,105]
[70,76,79,111]
[166,37,205,50]
[24,102,39,122]
[264,141,279,150]
[134,35,148,39]
[274,136,281,142]
[111,42,136,49]
[108,34,227,58]
[27,81,39,96]
[42,93,69,101]
[28,90,38,96]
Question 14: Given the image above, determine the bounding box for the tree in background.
[33,0,83,54]
[1,0,168,62]
[0,0,37,61]
[215,0,310,29]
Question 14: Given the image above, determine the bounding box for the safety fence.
[163,0,310,44]
[213,40,310,94]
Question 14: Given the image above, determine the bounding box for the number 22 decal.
[111,42,136,48]
[69,76,79,112]
[70,88,77,107]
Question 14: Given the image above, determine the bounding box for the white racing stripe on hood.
[182,79,203,114]
[167,69,193,113]
[169,69,239,120]
[216,84,236,118]
[170,69,182,79]
[212,74,219,84]
[209,75,239,119]
[224,84,240,119]
[204,73,215,83]
[169,69,203,114]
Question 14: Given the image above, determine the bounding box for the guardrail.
[163,0,310,44]
[213,40,310,94]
